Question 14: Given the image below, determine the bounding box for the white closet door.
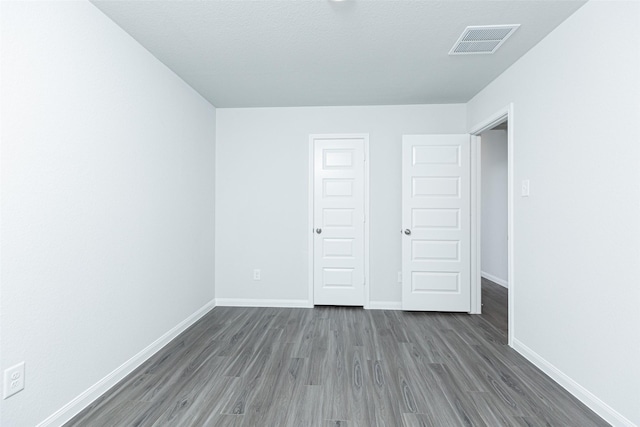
[313,136,365,306]
[402,134,471,312]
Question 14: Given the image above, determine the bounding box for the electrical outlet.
[3,362,25,399]
[397,271,402,283]
[253,269,261,281]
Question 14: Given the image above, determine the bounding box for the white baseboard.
[216,298,403,311]
[481,271,508,288]
[216,298,403,310]
[215,298,312,308]
[37,299,217,427]
[367,301,402,310]
[512,338,636,427]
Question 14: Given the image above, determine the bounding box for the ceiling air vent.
[449,24,520,55]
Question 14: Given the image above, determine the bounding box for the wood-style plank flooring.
[66,281,608,426]
[480,277,508,337]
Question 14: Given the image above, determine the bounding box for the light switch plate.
[521,179,530,197]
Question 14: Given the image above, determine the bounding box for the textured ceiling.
[91,0,586,108]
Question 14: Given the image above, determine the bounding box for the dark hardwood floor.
[66,282,607,426]
[481,277,508,339]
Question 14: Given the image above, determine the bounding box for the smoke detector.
[449,25,520,55]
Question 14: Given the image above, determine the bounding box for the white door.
[312,135,366,306]
[402,134,471,311]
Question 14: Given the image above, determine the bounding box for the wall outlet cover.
[3,362,25,399]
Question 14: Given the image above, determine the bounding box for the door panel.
[313,136,365,306]
[402,134,471,312]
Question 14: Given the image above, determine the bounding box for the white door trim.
[308,134,370,308]
[470,103,515,347]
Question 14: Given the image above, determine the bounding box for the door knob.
[404,229,411,235]
[315,228,322,234]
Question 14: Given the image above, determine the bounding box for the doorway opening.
[479,122,508,341]
[470,105,514,346]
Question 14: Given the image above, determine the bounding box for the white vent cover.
[449,25,520,55]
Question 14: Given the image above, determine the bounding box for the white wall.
[467,1,640,425]
[0,2,216,426]
[480,130,508,287]
[216,105,466,306]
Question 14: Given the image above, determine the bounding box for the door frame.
[308,134,371,308]
[469,104,515,346]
